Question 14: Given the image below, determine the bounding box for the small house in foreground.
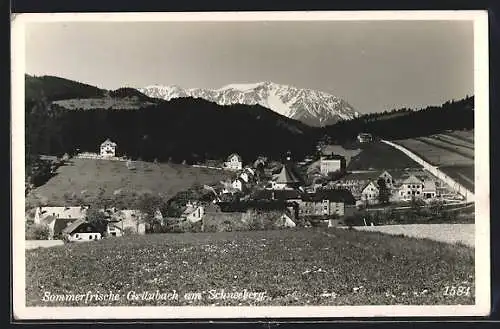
[62,218,101,242]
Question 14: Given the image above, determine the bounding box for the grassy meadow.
[27,158,231,206]
[26,228,474,306]
[346,141,422,171]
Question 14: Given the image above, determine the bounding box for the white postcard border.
[11,10,490,319]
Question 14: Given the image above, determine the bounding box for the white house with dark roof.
[224,153,243,171]
[62,218,101,242]
[100,138,117,157]
[360,181,380,205]
[398,174,425,201]
[181,201,204,223]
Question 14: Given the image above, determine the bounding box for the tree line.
[320,96,474,144]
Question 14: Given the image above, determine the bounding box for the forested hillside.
[320,96,474,144]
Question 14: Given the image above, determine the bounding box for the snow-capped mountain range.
[138,81,359,127]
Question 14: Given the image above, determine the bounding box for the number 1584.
[444,286,471,297]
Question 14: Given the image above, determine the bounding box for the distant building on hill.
[320,153,346,175]
[357,133,373,143]
[224,153,243,171]
[100,138,117,157]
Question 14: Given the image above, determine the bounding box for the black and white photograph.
[11,11,490,319]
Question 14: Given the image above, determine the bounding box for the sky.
[25,20,474,114]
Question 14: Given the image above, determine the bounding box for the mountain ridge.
[139,81,359,127]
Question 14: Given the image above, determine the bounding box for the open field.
[351,224,474,248]
[394,138,473,167]
[26,228,474,306]
[393,130,474,192]
[346,141,421,171]
[26,240,64,250]
[445,130,474,144]
[394,131,474,167]
[440,165,475,192]
[27,158,231,206]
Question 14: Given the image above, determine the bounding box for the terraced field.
[394,130,474,191]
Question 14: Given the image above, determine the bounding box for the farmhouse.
[422,180,438,199]
[320,153,346,175]
[37,215,75,240]
[105,209,147,235]
[299,189,356,218]
[224,153,243,171]
[34,206,89,225]
[100,138,117,157]
[181,201,205,223]
[360,181,379,205]
[398,175,425,201]
[62,218,101,242]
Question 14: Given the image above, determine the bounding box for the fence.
[381,140,474,203]
[75,153,128,162]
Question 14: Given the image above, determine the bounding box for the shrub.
[123,227,136,236]
[26,223,50,240]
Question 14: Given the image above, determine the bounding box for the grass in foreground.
[26,228,474,306]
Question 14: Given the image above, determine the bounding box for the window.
[75,234,79,238]
[407,191,410,195]
[89,235,93,240]
[416,191,420,195]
